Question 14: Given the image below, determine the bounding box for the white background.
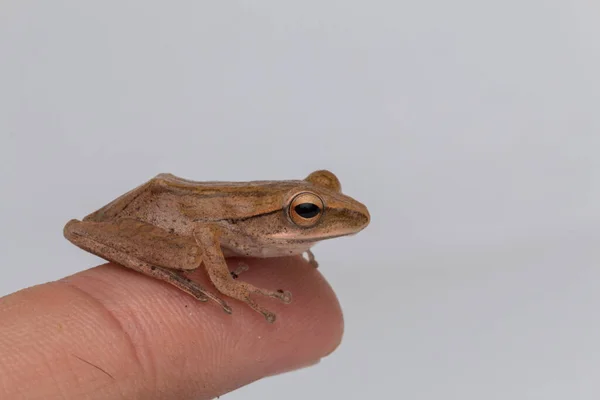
[1,1,599,399]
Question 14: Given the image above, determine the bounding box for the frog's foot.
[163,269,233,314]
[304,249,319,268]
[223,264,290,322]
[230,262,249,279]
[214,280,292,323]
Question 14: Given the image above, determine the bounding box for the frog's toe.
[230,263,249,279]
[275,289,292,304]
[243,297,277,323]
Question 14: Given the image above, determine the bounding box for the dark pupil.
[294,203,321,218]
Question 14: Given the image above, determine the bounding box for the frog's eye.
[288,192,324,227]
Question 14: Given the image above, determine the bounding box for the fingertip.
[0,256,344,400]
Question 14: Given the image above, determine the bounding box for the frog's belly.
[221,241,314,258]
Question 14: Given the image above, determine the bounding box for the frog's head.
[279,170,370,242]
[218,170,370,257]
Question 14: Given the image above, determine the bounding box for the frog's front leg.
[184,261,248,279]
[194,225,292,323]
[304,249,319,268]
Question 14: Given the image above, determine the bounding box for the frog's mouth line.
[273,232,356,244]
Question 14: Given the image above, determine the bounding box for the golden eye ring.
[288,192,324,227]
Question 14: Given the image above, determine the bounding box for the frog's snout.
[356,202,370,231]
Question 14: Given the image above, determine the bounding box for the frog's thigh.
[65,218,201,270]
[63,219,224,306]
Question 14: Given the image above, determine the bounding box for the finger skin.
[0,256,344,400]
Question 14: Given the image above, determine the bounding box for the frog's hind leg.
[64,219,232,314]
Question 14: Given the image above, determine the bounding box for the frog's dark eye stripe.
[288,192,324,227]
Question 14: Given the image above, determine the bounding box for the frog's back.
[82,173,304,223]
